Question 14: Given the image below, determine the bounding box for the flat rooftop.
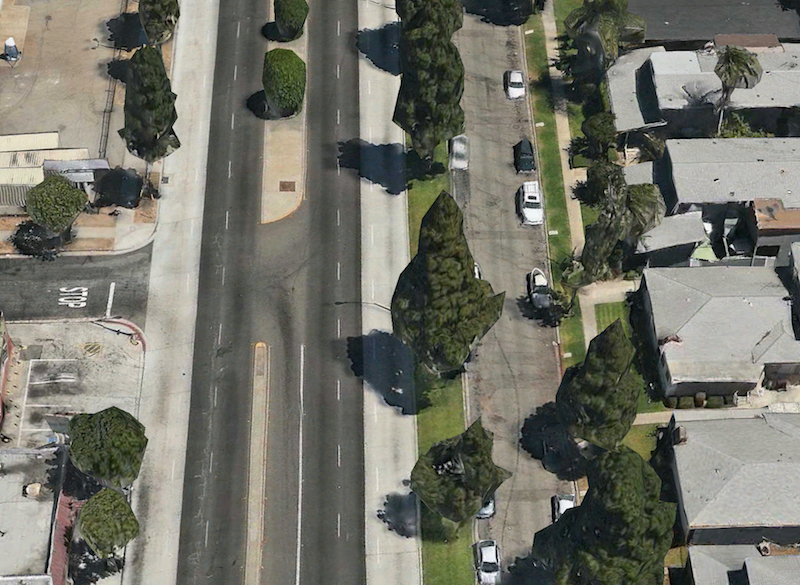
[753,198,800,233]
[666,138,800,207]
[0,448,60,577]
[628,0,800,42]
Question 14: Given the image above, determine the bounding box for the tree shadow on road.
[106,13,147,51]
[337,139,446,195]
[346,330,427,414]
[459,0,535,26]
[520,402,604,481]
[356,22,401,76]
[506,553,557,585]
[377,491,418,537]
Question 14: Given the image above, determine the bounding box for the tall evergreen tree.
[78,489,140,559]
[139,0,180,45]
[119,46,180,163]
[411,418,511,523]
[532,447,676,585]
[25,176,88,234]
[262,48,307,116]
[581,112,617,160]
[392,191,504,373]
[274,0,309,41]
[621,183,665,239]
[69,407,149,490]
[556,320,638,451]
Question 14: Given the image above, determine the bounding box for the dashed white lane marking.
[337,444,341,467]
[217,323,223,345]
[213,385,218,408]
[209,451,214,475]
[221,266,226,286]
[337,109,340,125]
[336,379,341,401]
[105,282,115,318]
[204,520,210,548]
[237,22,241,38]
[228,160,232,179]
[225,210,230,230]
[336,64,340,79]
[337,513,341,537]
[231,113,235,130]
[337,262,341,280]
[337,20,341,36]
[337,318,341,339]
[336,159,341,176]
[234,65,238,81]
[337,209,341,226]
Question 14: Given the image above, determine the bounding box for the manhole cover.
[83,342,102,357]
[279,181,296,192]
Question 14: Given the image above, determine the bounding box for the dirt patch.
[67,238,115,251]
[134,198,158,223]
[74,213,116,228]
[0,216,28,230]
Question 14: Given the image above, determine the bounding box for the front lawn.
[407,142,450,258]
[621,423,658,460]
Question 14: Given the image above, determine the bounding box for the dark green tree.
[532,447,676,585]
[621,183,665,239]
[78,489,140,558]
[262,48,306,117]
[411,418,511,523]
[585,159,625,205]
[562,209,625,287]
[392,191,505,373]
[139,0,180,45]
[9,220,62,260]
[556,320,638,451]
[69,407,149,489]
[274,0,309,41]
[119,46,180,163]
[25,176,88,234]
[394,0,465,159]
[581,112,617,160]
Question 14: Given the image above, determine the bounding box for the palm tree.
[714,46,763,133]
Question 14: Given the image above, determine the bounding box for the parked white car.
[476,539,502,584]
[504,70,526,100]
[450,134,469,170]
[551,493,577,523]
[517,181,544,226]
[476,495,495,519]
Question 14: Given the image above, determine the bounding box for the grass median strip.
[523,13,586,368]
[405,146,474,585]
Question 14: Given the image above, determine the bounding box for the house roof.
[650,44,800,113]
[753,198,800,234]
[666,138,800,207]
[623,161,653,185]
[0,133,59,153]
[606,47,666,132]
[745,554,800,584]
[636,211,706,253]
[0,449,60,577]
[0,167,44,186]
[674,415,800,530]
[627,0,800,42]
[642,266,800,384]
[688,545,800,585]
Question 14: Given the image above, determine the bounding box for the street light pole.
[334,300,391,312]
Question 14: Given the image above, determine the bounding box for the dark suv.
[514,138,536,173]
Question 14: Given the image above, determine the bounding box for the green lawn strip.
[407,142,451,258]
[524,15,586,368]
[595,302,665,413]
[581,203,600,228]
[664,546,689,568]
[621,423,658,460]
[553,0,586,157]
[406,143,471,585]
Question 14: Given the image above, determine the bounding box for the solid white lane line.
[231,113,235,130]
[296,345,306,585]
[221,266,226,286]
[337,319,341,339]
[209,451,214,474]
[105,282,116,318]
[225,210,230,230]
[337,444,341,467]
[234,65,238,81]
[337,262,341,281]
[204,520,210,548]
[336,379,341,401]
[228,160,232,179]
[237,22,241,38]
[336,64,340,79]
[217,323,223,345]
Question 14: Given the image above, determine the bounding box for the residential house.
[656,414,800,546]
[686,544,800,584]
[635,266,800,397]
[627,0,800,44]
[634,211,707,267]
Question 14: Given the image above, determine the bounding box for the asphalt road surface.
[0,245,151,326]
[176,0,364,584]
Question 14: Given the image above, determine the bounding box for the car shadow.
[337,139,446,195]
[356,22,401,75]
[346,330,423,414]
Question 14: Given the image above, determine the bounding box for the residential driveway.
[454,16,568,566]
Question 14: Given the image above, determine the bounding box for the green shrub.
[78,489,139,558]
[705,396,725,409]
[139,0,180,45]
[275,0,309,41]
[25,176,88,234]
[663,396,677,409]
[262,49,306,115]
[677,396,694,409]
[724,393,737,405]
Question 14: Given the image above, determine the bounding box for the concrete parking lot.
[454,14,569,566]
[0,0,130,165]
[1,319,144,448]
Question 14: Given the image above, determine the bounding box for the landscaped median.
[522,14,586,368]
[405,144,475,585]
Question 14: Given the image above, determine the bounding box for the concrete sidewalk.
[260,2,307,224]
[577,278,638,347]
[358,1,423,584]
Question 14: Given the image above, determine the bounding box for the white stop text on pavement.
[59,286,88,308]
